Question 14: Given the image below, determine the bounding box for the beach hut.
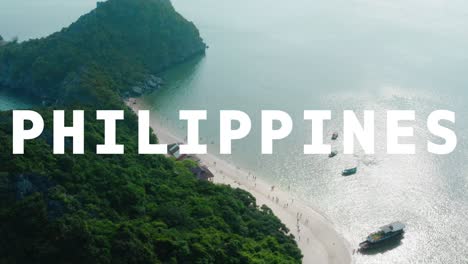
[190,166,214,181]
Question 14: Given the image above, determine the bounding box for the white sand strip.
[126,98,353,264]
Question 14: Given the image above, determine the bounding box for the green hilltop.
[0,0,303,263]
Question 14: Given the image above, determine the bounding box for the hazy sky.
[2,0,468,41]
[0,0,100,41]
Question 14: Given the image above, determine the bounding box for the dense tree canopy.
[0,0,303,263]
[0,109,302,263]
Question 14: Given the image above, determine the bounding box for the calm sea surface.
[2,0,468,263]
[0,92,31,110]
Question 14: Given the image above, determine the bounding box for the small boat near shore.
[329,150,338,158]
[342,167,357,176]
[359,222,405,251]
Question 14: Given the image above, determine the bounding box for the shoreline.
[126,98,353,264]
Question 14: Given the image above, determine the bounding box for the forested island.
[0,0,302,263]
[0,0,205,107]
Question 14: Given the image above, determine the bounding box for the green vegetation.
[0,109,301,263]
[0,0,302,263]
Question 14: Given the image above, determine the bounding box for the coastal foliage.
[0,109,302,263]
[0,0,303,263]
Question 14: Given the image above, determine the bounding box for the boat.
[359,222,405,251]
[331,132,338,140]
[341,167,357,176]
[329,150,338,158]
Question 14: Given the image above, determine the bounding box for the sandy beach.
[126,98,353,264]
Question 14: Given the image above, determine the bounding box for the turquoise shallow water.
[0,92,31,110]
[2,0,468,263]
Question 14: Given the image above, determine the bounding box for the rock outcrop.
[126,75,165,97]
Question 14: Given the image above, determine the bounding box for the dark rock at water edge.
[125,74,165,97]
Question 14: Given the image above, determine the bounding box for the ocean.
[141,0,468,263]
[0,92,31,110]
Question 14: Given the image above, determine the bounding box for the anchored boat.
[329,150,338,158]
[331,132,339,140]
[341,167,357,176]
[359,222,406,251]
